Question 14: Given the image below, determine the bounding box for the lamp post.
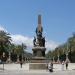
[2,52,5,70]
[66,42,70,62]
[57,49,60,63]
[21,43,23,61]
[8,51,11,63]
[57,54,60,63]
[17,55,19,63]
[8,45,11,63]
[53,57,55,63]
[66,53,69,62]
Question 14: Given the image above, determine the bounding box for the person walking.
[20,60,23,68]
[65,61,68,70]
[19,55,23,68]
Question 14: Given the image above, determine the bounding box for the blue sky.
[0,0,75,52]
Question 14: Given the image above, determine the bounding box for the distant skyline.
[0,0,75,52]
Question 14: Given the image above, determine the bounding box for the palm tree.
[12,43,27,62]
[0,31,11,58]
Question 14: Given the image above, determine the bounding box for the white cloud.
[0,25,7,32]
[46,40,59,50]
[0,25,59,52]
[11,34,33,47]
[11,34,59,50]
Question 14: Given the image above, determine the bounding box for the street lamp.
[57,48,60,63]
[8,44,11,63]
[57,54,60,63]
[8,51,11,63]
[2,52,5,70]
[53,57,55,63]
[66,42,70,62]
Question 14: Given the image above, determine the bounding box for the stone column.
[57,55,60,63]
[66,53,70,63]
[17,55,19,63]
[7,52,11,63]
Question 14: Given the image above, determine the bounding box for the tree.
[0,31,11,58]
[10,43,27,62]
[67,33,75,62]
[13,43,27,55]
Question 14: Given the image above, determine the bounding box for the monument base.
[29,63,47,70]
[29,57,48,70]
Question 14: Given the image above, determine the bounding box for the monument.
[29,15,47,69]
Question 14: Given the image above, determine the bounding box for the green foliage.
[10,43,27,55]
[46,33,75,62]
[0,31,11,57]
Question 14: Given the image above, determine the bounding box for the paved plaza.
[0,70,75,75]
[0,63,75,75]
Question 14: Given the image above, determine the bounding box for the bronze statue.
[33,37,36,46]
[32,14,46,57]
[33,15,45,47]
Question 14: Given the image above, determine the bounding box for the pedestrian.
[20,61,23,68]
[61,61,64,71]
[19,55,23,68]
[65,61,68,70]
[0,59,2,64]
[48,61,53,72]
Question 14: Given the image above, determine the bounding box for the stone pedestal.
[32,47,46,57]
[30,15,47,70]
[29,47,47,70]
[29,57,48,69]
[29,63,47,70]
